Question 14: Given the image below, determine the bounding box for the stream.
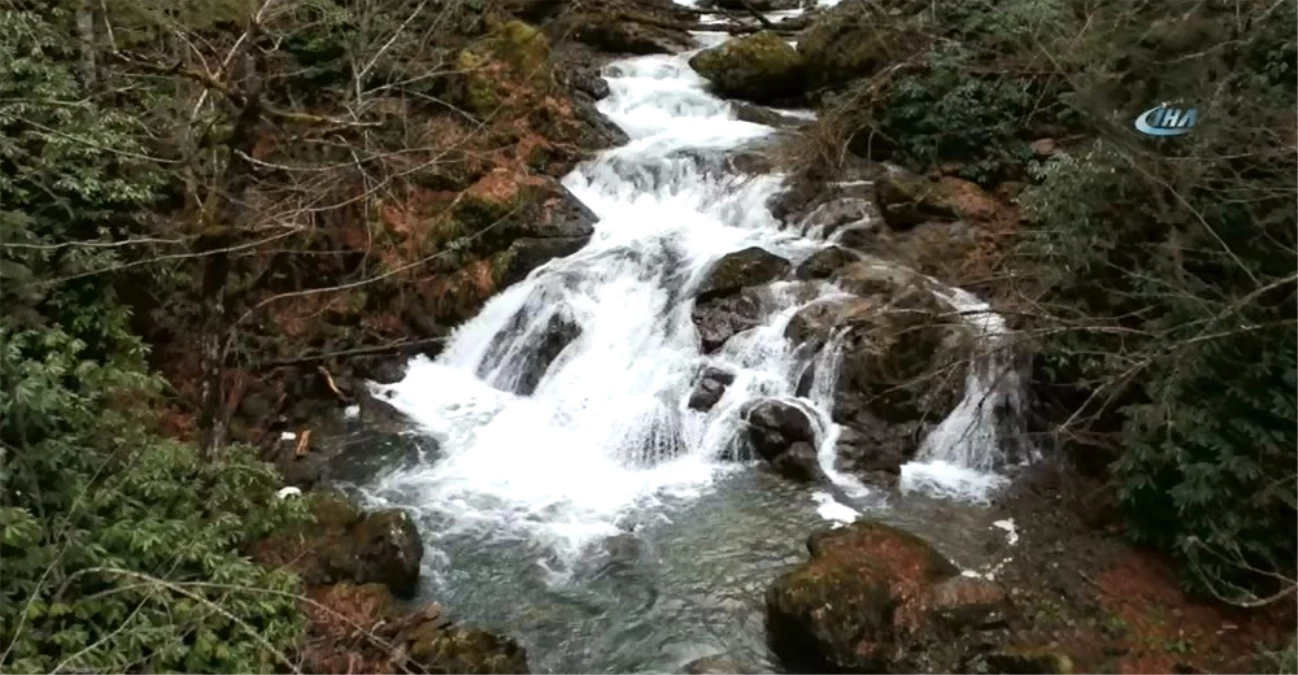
[341,4,1026,672]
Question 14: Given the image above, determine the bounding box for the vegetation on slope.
[793,0,1296,604]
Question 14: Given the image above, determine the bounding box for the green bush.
[1,9,308,672]
[1012,0,1298,597]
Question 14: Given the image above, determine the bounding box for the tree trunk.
[76,0,97,87]
[197,54,264,462]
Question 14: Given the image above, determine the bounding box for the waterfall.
[365,7,1024,567]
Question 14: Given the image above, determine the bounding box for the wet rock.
[692,289,764,353]
[478,303,582,396]
[798,0,922,90]
[741,398,825,482]
[688,31,805,104]
[782,263,975,479]
[684,653,758,674]
[963,647,1074,674]
[770,441,822,482]
[697,247,792,300]
[795,246,858,280]
[930,577,1013,631]
[766,520,960,672]
[495,236,590,288]
[347,508,424,597]
[833,421,919,481]
[570,67,611,100]
[689,366,736,412]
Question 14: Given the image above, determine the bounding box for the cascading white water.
[367,4,1022,575]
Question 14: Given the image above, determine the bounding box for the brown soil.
[991,461,1295,674]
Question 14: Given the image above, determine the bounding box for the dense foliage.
[814,0,1297,599]
[1,8,306,672]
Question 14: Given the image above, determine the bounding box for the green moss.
[455,49,500,115]
[490,19,550,73]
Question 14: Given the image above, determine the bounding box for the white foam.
[812,491,859,524]
[898,460,1008,502]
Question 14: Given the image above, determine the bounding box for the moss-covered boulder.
[696,246,792,299]
[766,521,960,672]
[453,19,551,116]
[798,0,924,91]
[252,494,424,597]
[688,31,805,103]
[877,168,1001,229]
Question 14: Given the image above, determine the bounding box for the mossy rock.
[489,19,550,74]
[798,0,924,90]
[696,246,792,299]
[766,520,960,672]
[688,31,805,103]
[310,491,363,530]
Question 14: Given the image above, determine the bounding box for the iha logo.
[1134,103,1199,136]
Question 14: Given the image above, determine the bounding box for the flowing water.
[343,7,1027,672]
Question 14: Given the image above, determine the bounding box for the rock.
[743,399,816,462]
[765,520,960,672]
[688,366,736,412]
[795,246,858,280]
[697,247,792,300]
[477,294,582,395]
[963,647,1074,674]
[252,496,425,598]
[783,263,975,479]
[348,508,424,597]
[684,654,757,674]
[798,0,922,90]
[570,67,611,100]
[688,31,805,104]
[833,421,919,480]
[495,236,590,288]
[770,441,822,482]
[692,288,764,353]
[404,623,529,674]
[877,169,1000,229]
[930,577,1012,630]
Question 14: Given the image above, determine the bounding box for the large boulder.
[697,247,792,299]
[795,246,859,280]
[798,0,925,91]
[767,521,1017,673]
[688,31,805,104]
[876,169,1000,229]
[252,494,425,598]
[784,262,975,478]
